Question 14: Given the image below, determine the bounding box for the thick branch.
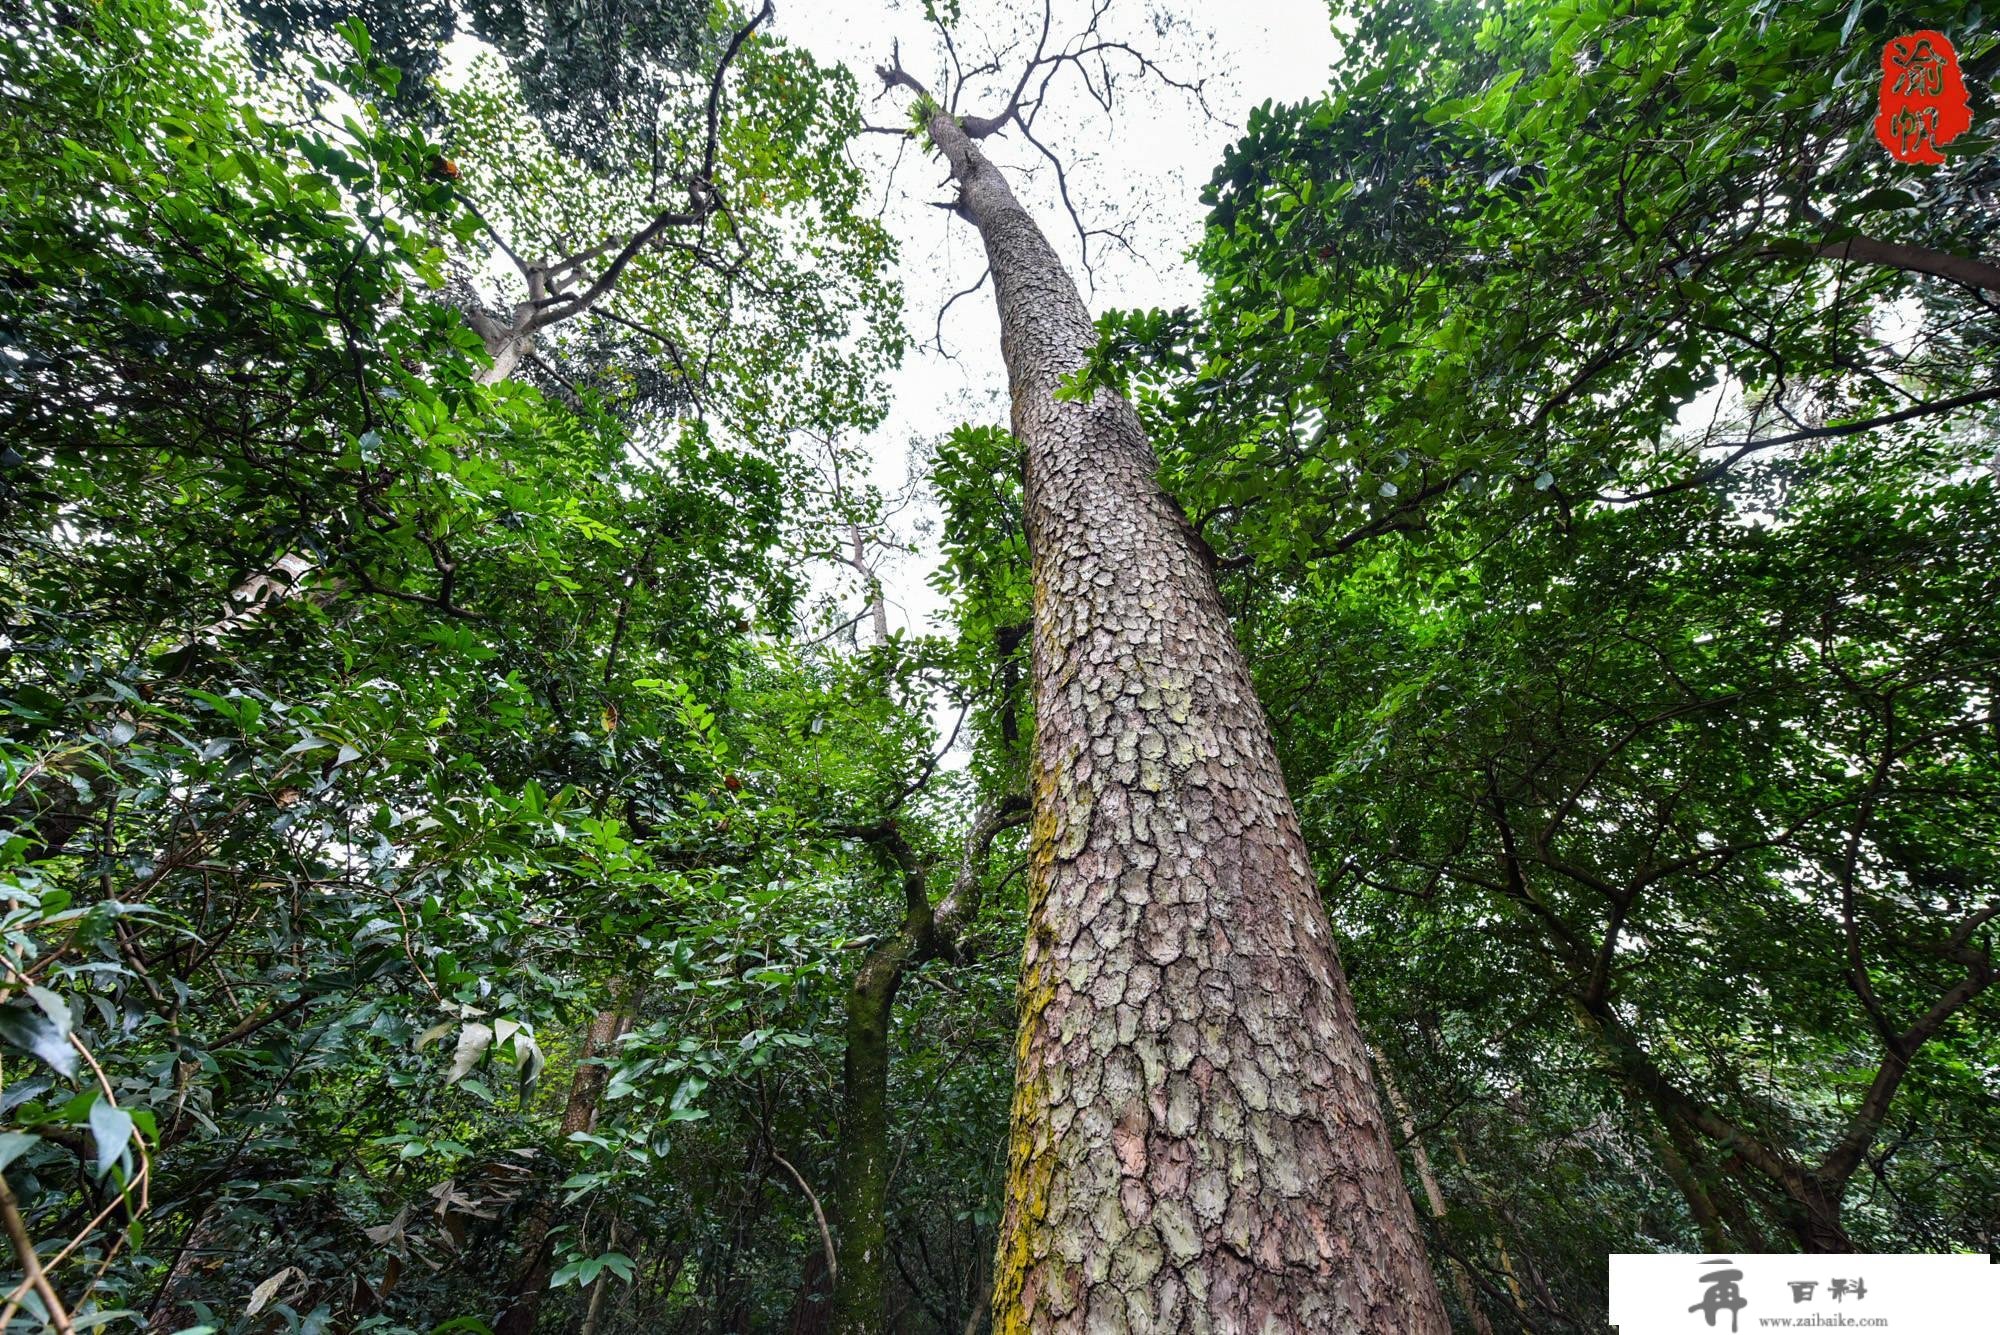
[1816,930,1996,1187]
[1813,235,2000,294]
[930,794,1031,951]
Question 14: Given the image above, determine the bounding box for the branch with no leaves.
[451,0,776,365]
[932,264,991,354]
[1597,381,2000,504]
[872,0,1211,285]
[770,1150,838,1286]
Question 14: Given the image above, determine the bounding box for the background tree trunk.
[497,996,631,1335]
[1376,1062,1495,1335]
[911,106,1450,1332]
[828,799,1029,1332]
[830,952,901,1334]
[1445,1138,1527,1320]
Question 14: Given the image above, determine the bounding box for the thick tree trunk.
[788,1245,836,1335]
[1782,1174,1855,1254]
[914,109,1449,1332]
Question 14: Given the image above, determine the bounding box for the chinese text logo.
[1875,30,1972,164]
[1690,1259,1747,1331]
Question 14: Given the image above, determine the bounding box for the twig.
[933,266,991,353]
[1599,383,2000,503]
[769,1151,837,1285]
[0,1174,72,1335]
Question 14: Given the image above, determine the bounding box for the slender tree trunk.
[847,520,891,646]
[497,995,631,1335]
[1376,1063,1495,1335]
[1659,1113,1770,1252]
[1445,1138,1526,1320]
[829,800,1029,1333]
[963,1247,994,1335]
[1643,1115,1729,1252]
[909,107,1448,1331]
[830,948,902,1334]
[577,1221,619,1335]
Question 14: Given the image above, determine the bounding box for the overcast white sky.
[770,0,1342,644]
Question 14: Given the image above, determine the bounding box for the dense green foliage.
[0,2,1003,1331]
[1083,0,2000,1322]
[3,0,1996,1332]
[235,0,710,164]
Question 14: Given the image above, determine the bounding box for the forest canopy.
[1,1,1994,1333]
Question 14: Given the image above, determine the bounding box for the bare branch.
[770,1150,839,1287]
[1599,382,2000,504]
[932,264,991,354]
[451,189,534,281]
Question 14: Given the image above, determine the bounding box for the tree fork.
[829,797,1031,1332]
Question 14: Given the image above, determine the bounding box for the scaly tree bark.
[877,55,1450,1332]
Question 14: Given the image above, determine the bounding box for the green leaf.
[88,1097,135,1178]
[0,1132,41,1173]
[0,1002,77,1077]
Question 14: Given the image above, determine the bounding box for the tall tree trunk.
[847,520,891,646]
[906,106,1449,1332]
[497,996,631,1335]
[1784,1175,1856,1254]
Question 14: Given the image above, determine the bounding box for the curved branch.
[1813,235,2000,294]
[931,794,1031,950]
[932,264,991,353]
[770,1150,838,1286]
[1599,383,2000,504]
[701,0,775,183]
